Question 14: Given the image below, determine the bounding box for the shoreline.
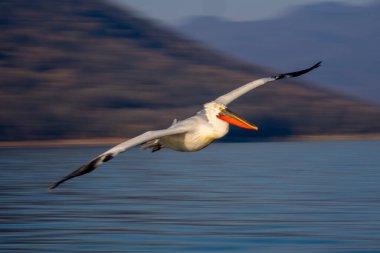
[1,134,380,148]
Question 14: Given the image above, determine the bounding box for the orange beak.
[217,108,258,130]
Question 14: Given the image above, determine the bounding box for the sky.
[110,0,374,25]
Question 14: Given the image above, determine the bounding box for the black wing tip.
[47,154,112,191]
[47,170,86,192]
[274,61,322,80]
[47,167,85,191]
[48,176,71,191]
[48,181,61,191]
[48,174,74,191]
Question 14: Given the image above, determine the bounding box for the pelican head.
[204,102,258,130]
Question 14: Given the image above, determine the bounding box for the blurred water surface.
[1,141,380,253]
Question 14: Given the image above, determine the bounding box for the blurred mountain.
[178,1,380,104]
[0,0,380,141]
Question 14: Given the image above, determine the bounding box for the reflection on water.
[1,141,380,252]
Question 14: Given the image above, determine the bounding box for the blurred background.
[1,0,380,142]
[1,2,380,253]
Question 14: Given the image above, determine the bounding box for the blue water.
[1,141,380,252]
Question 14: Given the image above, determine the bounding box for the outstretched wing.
[214,62,321,106]
[48,126,189,190]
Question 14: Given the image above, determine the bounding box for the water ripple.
[1,141,380,252]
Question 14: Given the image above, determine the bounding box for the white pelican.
[49,62,321,190]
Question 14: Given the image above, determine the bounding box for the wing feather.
[48,126,188,190]
[215,62,321,106]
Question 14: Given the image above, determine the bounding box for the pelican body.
[148,102,250,152]
[49,62,321,190]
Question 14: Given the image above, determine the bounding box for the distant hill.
[178,1,380,104]
[1,0,380,141]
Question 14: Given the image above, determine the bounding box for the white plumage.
[49,62,321,190]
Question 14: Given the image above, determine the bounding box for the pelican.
[48,62,321,190]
